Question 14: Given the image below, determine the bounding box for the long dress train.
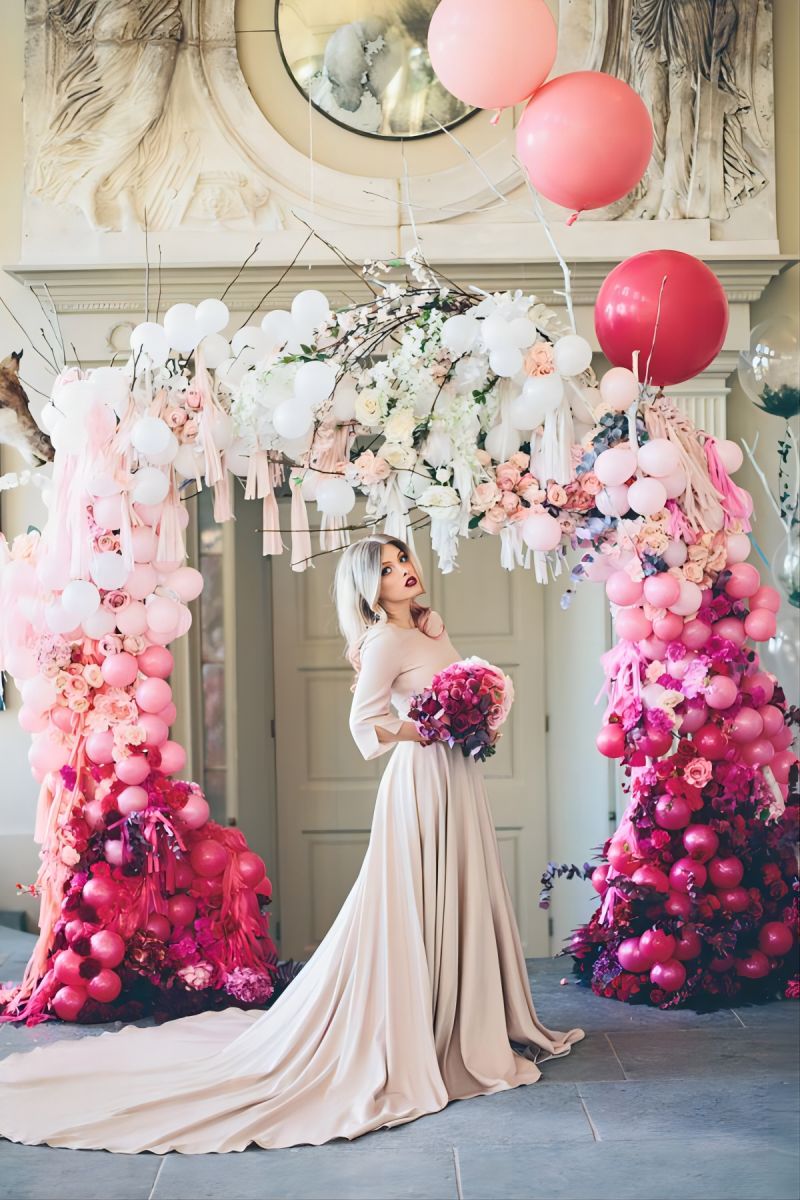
[0,612,584,1153]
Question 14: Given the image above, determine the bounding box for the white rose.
[379,441,417,469]
[354,390,382,428]
[384,407,416,441]
[418,485,459,512]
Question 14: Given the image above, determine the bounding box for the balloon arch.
[0,245,797,1025]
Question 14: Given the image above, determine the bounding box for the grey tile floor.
[1,927,798,1200]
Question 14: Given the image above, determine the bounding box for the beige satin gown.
[0,611,584,1154]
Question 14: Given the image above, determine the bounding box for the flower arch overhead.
[0,242,797,1023]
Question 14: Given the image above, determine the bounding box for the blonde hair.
[333,534,433,679]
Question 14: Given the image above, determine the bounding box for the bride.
[0,533,584,1154]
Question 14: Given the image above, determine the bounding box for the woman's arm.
[349,631,421,760]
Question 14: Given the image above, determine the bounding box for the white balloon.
[164,304,199,354]
[510,391,548,429]
[225,444,251,476]
[83,607,118,638]
[482,315,514,351]
[662,539,688,567]
[508,318,537,349]
[174,443,203,479]
[144,431,179,466]
[331,376,358,422]
[45,602,77,635]
[200,333,231,369]
[39,403,62,432]
[484,423,522,461]
[91,367,132,414]
[553,334,593,377]
[261,310,296,347]
[195,298,229,336]
[522,372,564,412]
[291,290,330,332]
[214,358,248,387]
[57,380,97,421]
[441,314,479,357]
[21,675,58,715]
[295,360,336,406]
[131,466,170,506]
[131,322,170,367]
[231,326,266,356]
[90,551,129,590]
[490,346,523,378]
[132,416,172,457]
[273,401,313,440]
[208,411,233,452]
[300,469,321,501]
[50,419,87,457]
[281,428,315,457]
[316,478,356,516]
[62,579,100,621]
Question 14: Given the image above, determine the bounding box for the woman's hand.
[375,720,428,746]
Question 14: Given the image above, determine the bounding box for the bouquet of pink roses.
[408,657,514,761]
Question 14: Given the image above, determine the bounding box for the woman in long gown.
[0,534,584,1154]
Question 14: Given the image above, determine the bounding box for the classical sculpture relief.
[26,0,284,233]
[586,0,773,221]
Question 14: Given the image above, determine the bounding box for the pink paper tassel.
[703,438,752,532]
[290,476,313,572]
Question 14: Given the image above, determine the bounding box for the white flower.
[384,407,416,442]
[418,485,459,513]
[354,390,383,428]
[379,442,417,469]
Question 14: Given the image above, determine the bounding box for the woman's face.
[378,543,423,606]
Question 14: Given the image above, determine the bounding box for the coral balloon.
[750,586,781,613]
[595,251,729,386]
[744,609,777,642]
[725,562,760,599]
[516,72,652,214]
[681,619,712,650]
[643,574,681,609]
[669,579,703,617]
[190,838,229,878]
[679,697,708,734]
[615,607,652,642]
[653,612,684,642]
[139,713,169,747]
[713,617,746,646]
[427,0,557,110]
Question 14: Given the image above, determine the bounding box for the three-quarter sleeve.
[348,630,407,761]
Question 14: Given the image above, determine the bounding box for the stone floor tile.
[607,1028,799,1080]
[0,1141,161,1200]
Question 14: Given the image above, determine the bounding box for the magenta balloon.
[617,937,649,973]
[137,645,174,679]
[52,984,87,1021]
[682,824,719,863]
[82,875,118,912]
[664,891,693,920]
[631,864,670,892]
[238,851,266,888]
[758,922,794,957]
[758,705,784,738]
[145,912,172,939]
[771,725,794,751]
[591,864,610,895]
[639,928,676,964]
[115,754,150,786]
[428,0,557,110]
[679,697,709,734]
[87,968,122,1003]
[717,886,750,914]
[654,795,691,830]
[135,676,172,714]
[669,857,707,893]
[516,72,652,213]
[650,958,687,992]
[740,737,775,766]
[727,707,764,744]
[595,251,729,386]
[708,855,744,889]
[190,838,229,878]
[89,930,125,968]
[742,671,774,703]
[167,893,196,928]
[673,927,702,961]
[53,948,86,986]
[735,950,771,980]
[158,740,187,775]
[173,860,194,890]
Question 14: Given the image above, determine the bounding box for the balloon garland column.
[0,361,280,1025]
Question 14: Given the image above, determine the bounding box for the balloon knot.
[566,211,579,227]
[489,108,502,126]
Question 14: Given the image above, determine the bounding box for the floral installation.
[407,658,514,762]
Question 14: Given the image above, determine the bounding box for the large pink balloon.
[595,251,729,386]
[516,72,652,214]
[428,0,557,110]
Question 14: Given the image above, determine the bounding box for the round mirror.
[275,1,477,140]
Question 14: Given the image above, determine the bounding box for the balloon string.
[430,116,510,205]
[566,212,579,226]
[643,274,668,388]
[519,168,577,334]
[401,140,422,255]
[307,91,315,215]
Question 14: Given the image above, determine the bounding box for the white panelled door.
[271,500,548,960]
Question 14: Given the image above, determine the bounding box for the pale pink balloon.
[662,539,688,567]
[606,571,644,607]
[18,706,49,734]
[637,438,681,478]
[158,740,187,775]
[177,792,210,830]
[87,968,122,1004]
[750,586,781,613]
[643,573,681,608]
[599,366,639,411]
[594,446,637,487]
[126,563,158,601]
[759,705,784,738]
[101,652,139,687]
[29,733,70,774]
[82,608,118,639]
[138,645,174,679]
[615,607,652,642]
[104,839,126,866]
[627,477,668,516]
[661,468,688,500]
[83,798,105,829]
[154,559,182,577]
[653,612,684,642]
[725,533,751,564]
[146,596,180,634]
[427,0,557,110]
[669,579,703,617]
[50,706,75,733]
[705,675,738,710]
[131,526,158,563]
[89,929,125,968]
[681,619,712,650]
[133,502,164,527]
[52,985,87,1021]
[115,754,150,786]
[640,635,668,660]
[521,512,562,551]
[725,562,761,599]
[92,494,123,531]
[716,439,744,474]
[117,785,149,816]
[135,676,172,714]
[595,485,630,517]
[158,702,177,726]
[727,707,764,744]
[4,646,39,680]
[744,609,777,642]
[37,550,71,591]
[139,713,168,747]
[165,567,204,603]
[116,601,149,637]
[713,617,746,647]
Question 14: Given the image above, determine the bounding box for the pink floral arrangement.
[407,658,514,762]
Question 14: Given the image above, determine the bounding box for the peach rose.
[509,450,530,471]
[500,491,521,513]
[495,463,522,491]
[471,481,501,512]
[524,343,555,377]
[479,505,508,534]
[547,483,568,507]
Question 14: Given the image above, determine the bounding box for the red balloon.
[757,922,794,957]
[516,72,652,214]
[716,886,750,913]
[595,251,729,386]
[735,949,771,980]
[693,724,728,760]
[638,728,673,758]
[190,838,229,878]
[664,891,693,919]
[674,927,703,961]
